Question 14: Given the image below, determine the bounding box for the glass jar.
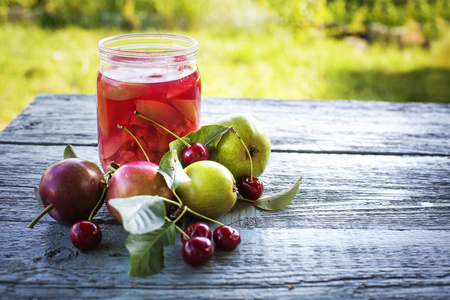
[97,33,201,171]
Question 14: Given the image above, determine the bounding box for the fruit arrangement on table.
[28,113,302,277]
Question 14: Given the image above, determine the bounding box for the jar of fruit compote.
[97,33,201,171]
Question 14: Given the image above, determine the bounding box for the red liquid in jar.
[96,66,201,170]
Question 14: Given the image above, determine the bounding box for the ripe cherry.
[237,176,264,200]
[133,111,209,166]
[182,142,209,166]
[213,225,241,251]
[182,236,214,267]
[70,220,102,251]
[181,222,212,244]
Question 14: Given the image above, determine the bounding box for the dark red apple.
[37,158,105,225]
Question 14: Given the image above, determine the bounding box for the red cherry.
[237,176,264,200]
[213,225,241,251]
[182,236,214,267]
[181,222,212,244]
[182,142,209,166]
[70,220,102,251]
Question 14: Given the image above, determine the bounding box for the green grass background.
[1,21,449,131]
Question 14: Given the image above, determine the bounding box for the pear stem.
[186,207,224,226]
[88,183,107,221]
[28,204,54,229]
[134,111,191,148]
[117,124,151,163]
[229,126,254,181]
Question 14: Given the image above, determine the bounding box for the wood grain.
[0,95,449,299]
[1,144,448,230]
[1,223,449,299]
[1,94,449,155]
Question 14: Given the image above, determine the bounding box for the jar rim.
[98,33,198,56]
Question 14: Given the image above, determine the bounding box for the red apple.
[105,161,174,222]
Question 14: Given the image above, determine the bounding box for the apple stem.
[88,183,107,221]
[117,124,151,163]
[186,207,224,226]
[28,204,54,229]
[134,111,191,148]
[107,161,120,173]
[229,126,254,182]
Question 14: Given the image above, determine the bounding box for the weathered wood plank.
[1,94,449,155]
[1,221,449,299]
[1,144,449,230]
[1,95,449,298]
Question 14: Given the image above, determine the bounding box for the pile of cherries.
[181,222,241,267]
[70,216,242,268]
[69,218,242,268]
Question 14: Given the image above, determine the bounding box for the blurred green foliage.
[1,0,449,38]
[0,0,449,131]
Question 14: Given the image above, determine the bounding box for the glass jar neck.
[98,33,198,68]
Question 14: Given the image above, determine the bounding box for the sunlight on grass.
[0,24,449,131]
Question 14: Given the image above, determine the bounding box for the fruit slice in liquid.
[97,67,201,170]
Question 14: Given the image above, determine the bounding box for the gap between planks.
[0,141,449,158]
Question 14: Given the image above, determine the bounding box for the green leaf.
[126,221,175,277]
[253,176,302,211]
[168,136,191,163]
[63,144,78,159]
[34,186,43,206]
[158,150,191,191]
[108,196,166,235]
[169,124,230,163]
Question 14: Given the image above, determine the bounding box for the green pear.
[176,160,237,219]
[213,113,271,179]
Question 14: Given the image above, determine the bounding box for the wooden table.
[1,94,449,299]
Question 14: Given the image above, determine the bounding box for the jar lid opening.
[98,33,198,66]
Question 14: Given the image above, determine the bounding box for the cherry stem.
[186,207,224,226]
[172,205,188,224]
[229,126,254,181]
[165,205,190,240]
[28,204,54,229]
[237,196,256,203]
[173,190,183,206]
[104,171,113,185]
[162,198,182,208]
[134,111,191,148]
[117,124,150,163]
[88,182,107,221]
[173,222,190,240]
